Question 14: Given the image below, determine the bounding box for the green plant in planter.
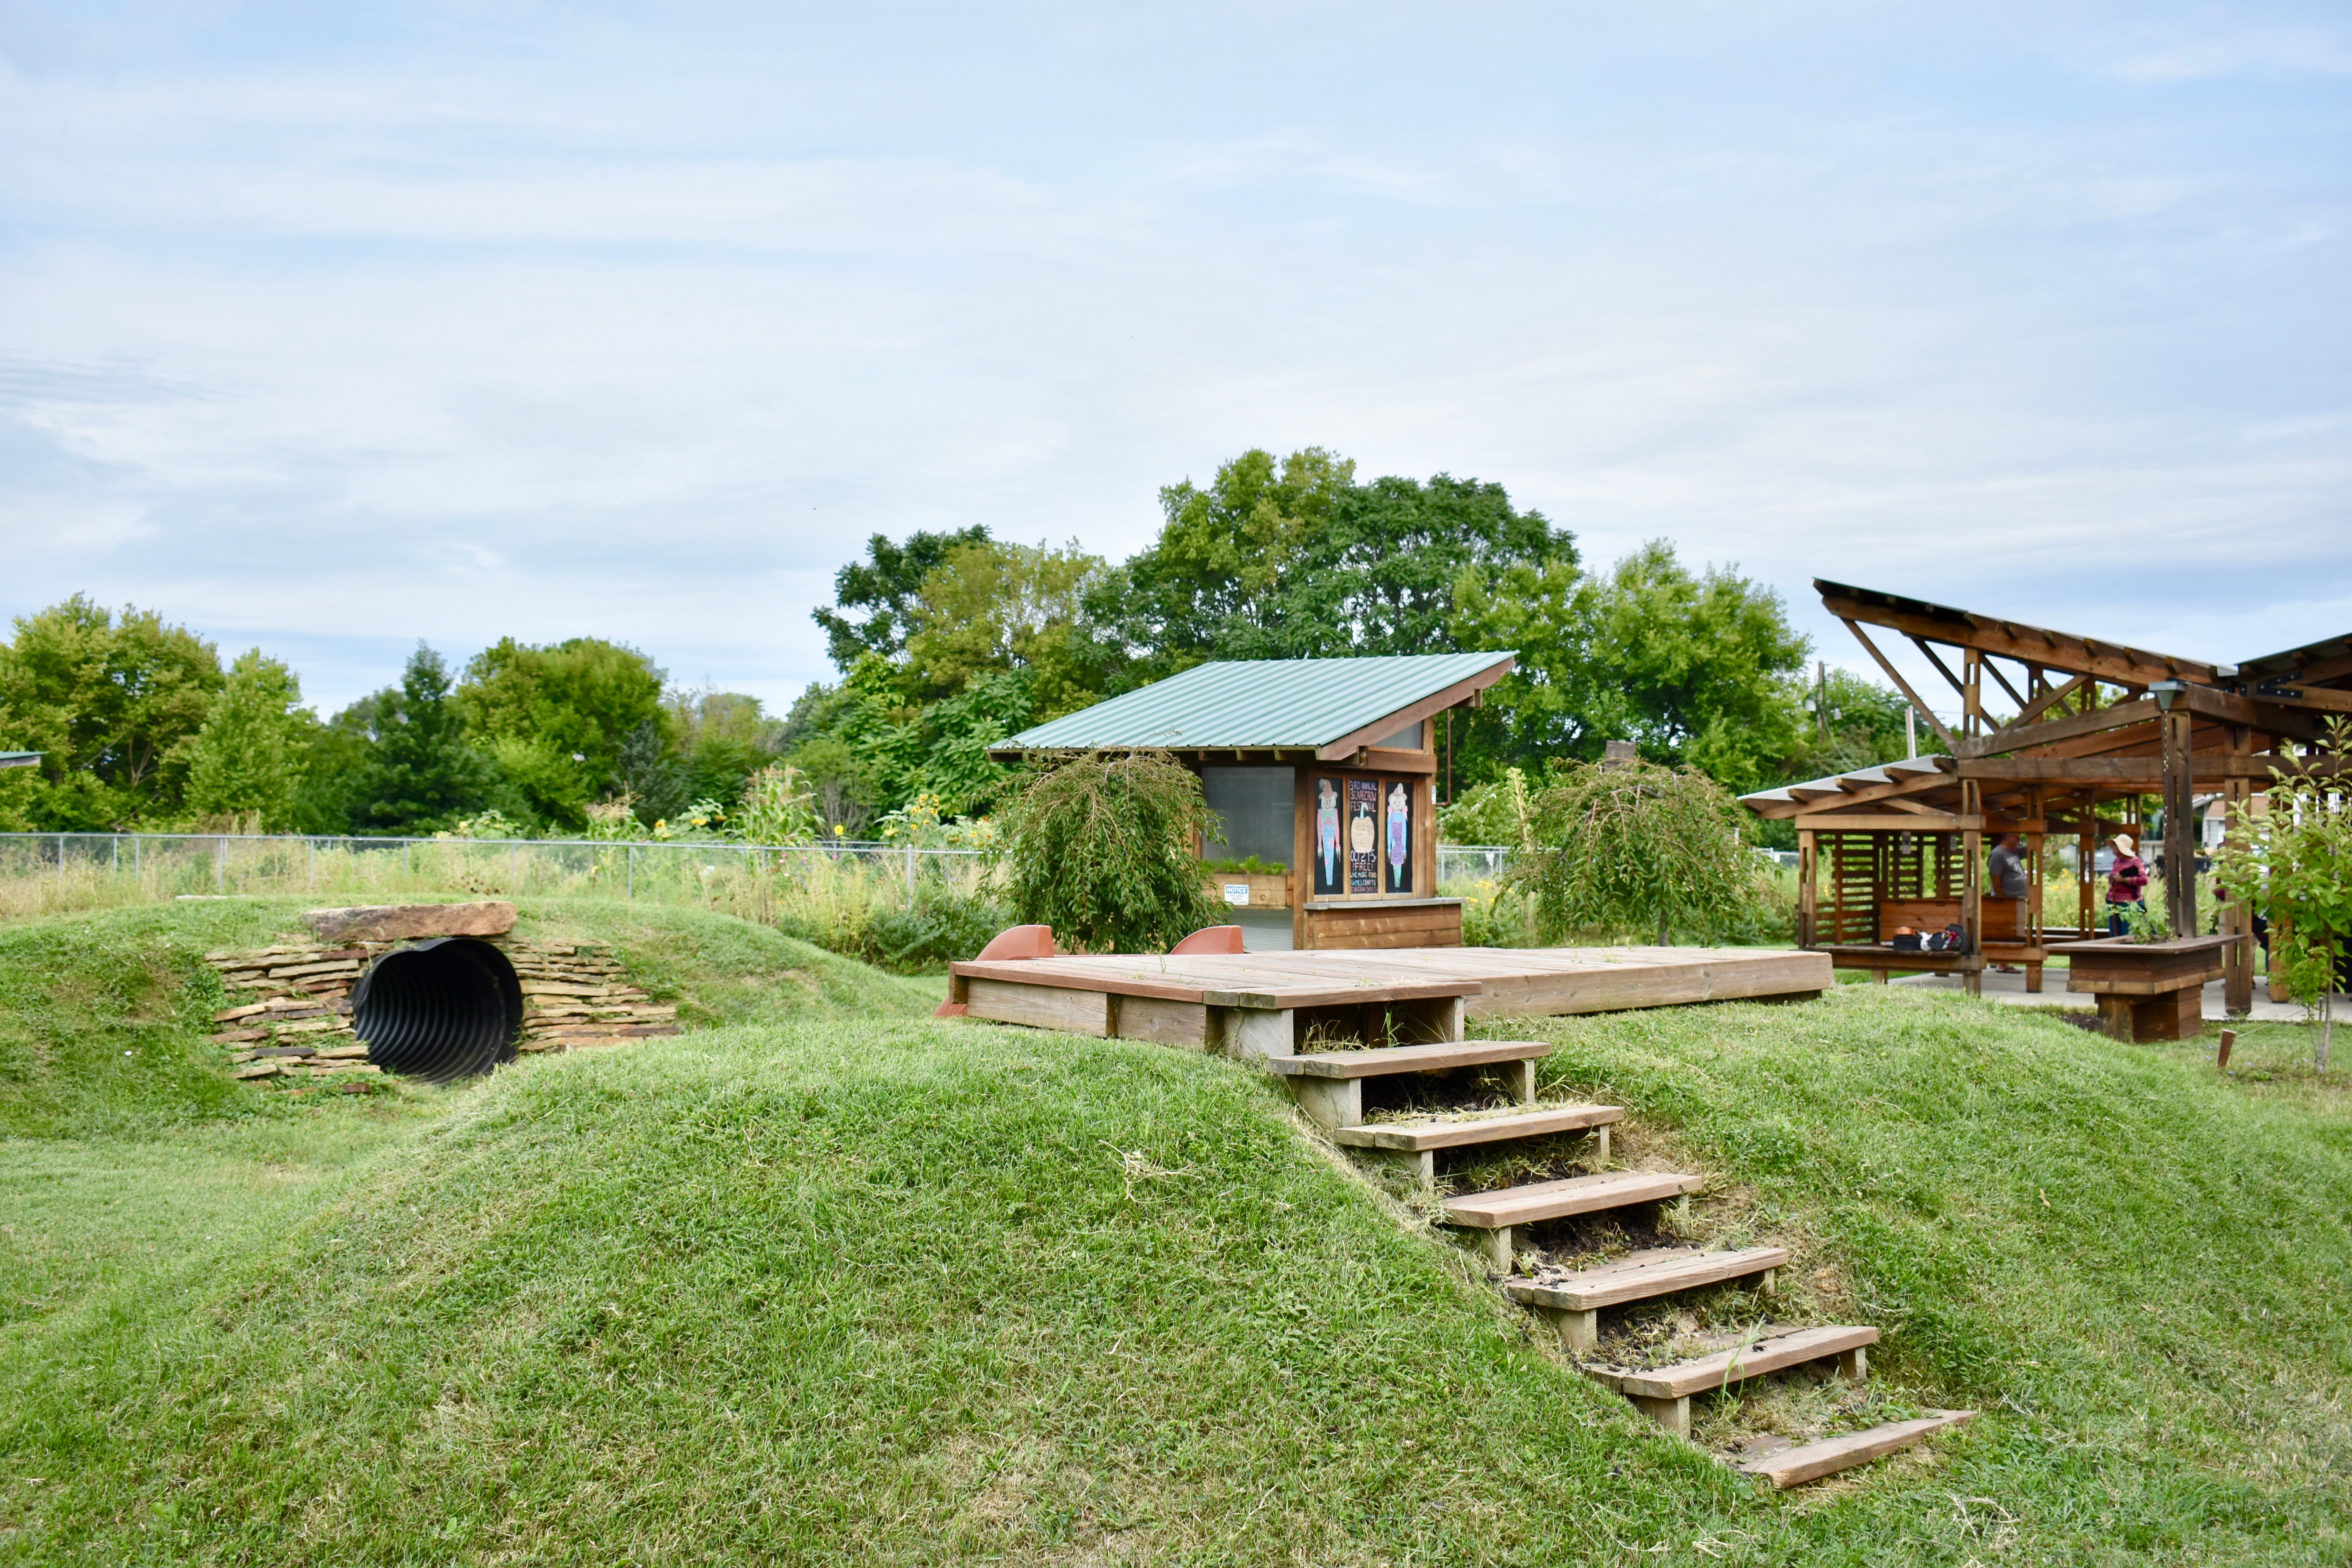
[2118,901,2171,945]
[2215,717,2352,1071]
[998,750,1225,954]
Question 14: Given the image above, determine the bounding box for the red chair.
[1169,925,1245,956]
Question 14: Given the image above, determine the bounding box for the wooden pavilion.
[1740,581,2352,1010]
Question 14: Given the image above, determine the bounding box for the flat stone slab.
[303,901,517,943]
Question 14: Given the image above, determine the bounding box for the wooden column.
[2078,802,2096,940]
[1961,779,1983,998]
[2222,725,2253,1015]
[2024,789,2044,993]
[1796,829,1818,948]
[2161,709,2194,938]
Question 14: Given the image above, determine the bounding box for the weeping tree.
[998,750,1225,954]
[1505,754,1763,947]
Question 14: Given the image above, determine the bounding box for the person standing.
[1988,833,2029,971]
[2106,833,2150,936]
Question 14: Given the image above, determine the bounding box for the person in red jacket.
[2106,833,2150,936]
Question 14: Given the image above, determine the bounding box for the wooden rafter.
[1818,583,2217,687]
[1842,620,1959,752]
[1982,657,2029,712]
[1908,636,1968,698]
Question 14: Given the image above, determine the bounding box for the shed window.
[1376,719,1425,750]
[1201,767,1295,867]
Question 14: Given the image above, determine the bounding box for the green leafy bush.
[998,750,1223,954]
[1505,757,1764,946]
[862,884,1012,972]
[1201,855,1286,875]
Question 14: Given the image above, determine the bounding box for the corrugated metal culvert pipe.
[351,937,524,1083]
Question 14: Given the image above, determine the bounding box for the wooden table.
[2054,935,2244,1041]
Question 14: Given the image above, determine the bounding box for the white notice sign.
[1223,883,1250,906]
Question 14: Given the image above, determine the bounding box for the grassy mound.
[0,900,2345,1562]
[0,897,939,1140]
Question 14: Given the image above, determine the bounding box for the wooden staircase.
[1272,1030,1972,1487]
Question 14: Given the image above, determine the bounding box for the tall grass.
[0,835,1009,971]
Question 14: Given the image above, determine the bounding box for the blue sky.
[2,2,2347,724]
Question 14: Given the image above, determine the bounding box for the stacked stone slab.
[204,902,679,1082]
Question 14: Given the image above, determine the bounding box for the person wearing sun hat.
[2105,833,2150,936]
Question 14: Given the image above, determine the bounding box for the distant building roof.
[0,751,41,769]
[993,652,1515,760]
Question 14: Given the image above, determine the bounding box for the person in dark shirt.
[2106,833,2150,936]
[1988,833,2029,971]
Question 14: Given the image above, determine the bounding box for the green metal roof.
[0,752,41,769]
[998,652,1515,753]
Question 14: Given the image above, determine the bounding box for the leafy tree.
[1779,668,1917,780]
[456,637,668,829]
[2216,720,2352,1070]
[1504,755,1765,946]
[610,718,690,826]
[182,650,314,829]
[1450,540,1807,795]
[0,595,224,829]
[351,646,495,834]
[811,525,991,671]
[1116,448,1355,668]
[997,750,1225,953]
[903,538,1122,718]
[285,695,381,835]
[667,688,784,806]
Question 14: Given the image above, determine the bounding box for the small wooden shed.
[991,652,1515,951]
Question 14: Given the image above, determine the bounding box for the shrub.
[863,884,1013,972]
[1505,756,1764,946]
[998,750,1224,954]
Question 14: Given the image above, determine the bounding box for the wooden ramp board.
[1584,1323,1874,1399]
[948,945,1830,1018]
[1265,1040,1549,1080]
[1444,1169,1704,1230]
[1506,1245,1787,1312]
[1336,1103,1621,1151]
[1735,1410,1975,1488]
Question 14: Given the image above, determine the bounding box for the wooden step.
[1506,1244,1788,1312]
[1443,1169,1704,1277]
[1444,1169,1701,1230]
[1735,1410,1976,1488]
[1503,1245,1783,1353]
[1335,1103,1621,1151]
[1583,1323,1876,1437]
[1265,1039,1550,1080]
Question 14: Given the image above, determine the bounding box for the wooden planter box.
[2057,935,2242,1042]
[1203,873,1292,911]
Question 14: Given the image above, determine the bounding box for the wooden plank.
[963,978,1112,1036]
[1444,1169,1702,1229]
[1111,995,1211,1049]
[1335,1103,1622,1151]
[1505,1245,1788,1312]
[1266,1038,1549,1080]
[1794,812,1965,832]
[1585,1323,1875,1399]
[1736,1411,1975,1489]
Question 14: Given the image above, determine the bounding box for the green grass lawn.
[0,902,2345,1563]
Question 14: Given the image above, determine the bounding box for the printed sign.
[1347,778,1379,894]
[1385,779,1414,893]
[1223,883,1251,907]
[1313,776,1345,896]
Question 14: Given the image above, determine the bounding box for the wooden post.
[1796,829,1818,948]
[2222,729,2254,1015]
[2078,812,2096,940]
[2025,789,2044,993]
[2161,710,2193,937]
[1961,779,1983,998]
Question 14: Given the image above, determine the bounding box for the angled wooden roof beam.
[1817,580,2217,688]
[1840,619,1958,751]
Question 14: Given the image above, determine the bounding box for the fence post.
[509,843,517,888]
[133,836,140,884]
[55,833,64,890]
[404,841,412,878]
[112,836,119,876]
[905,840,916,894]
[215,836,225,895]
[628,845,636,902]
[308,838,316,891]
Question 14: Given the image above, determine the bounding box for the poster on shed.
[1312,777,1345,896]
[1385,779,1413,893]
[1347,779,1379,894]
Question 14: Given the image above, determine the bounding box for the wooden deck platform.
[945,945,1832,1054]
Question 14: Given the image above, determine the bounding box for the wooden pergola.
[1741,581,2352,1006]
